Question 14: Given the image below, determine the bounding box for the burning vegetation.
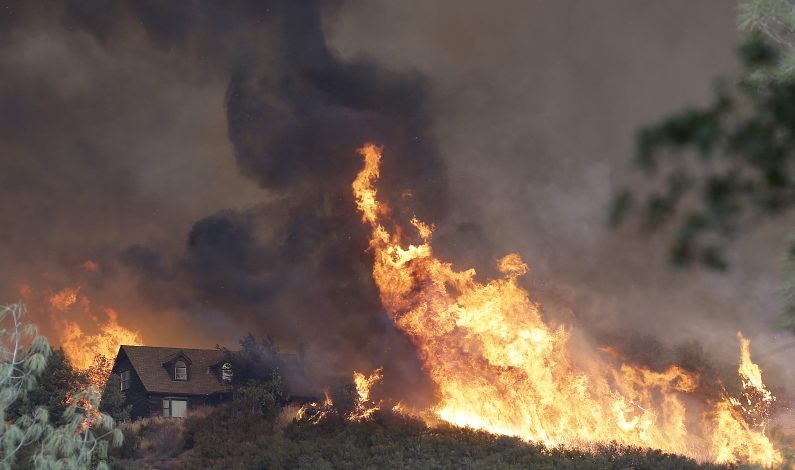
[39,285,142,385]
[296,368,385,425]
[343,143,787,467]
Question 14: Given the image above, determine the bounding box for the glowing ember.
[352,143,782,466]
[296,388,335,424]
[81,260,101,273]
[49,287,80,311]
[17,283,32,299]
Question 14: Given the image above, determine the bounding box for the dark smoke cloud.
[19,0,448,396]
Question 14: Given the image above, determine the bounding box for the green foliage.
[739,0,795,82]
[0,303,122,469]
[614,3,795,333]
[34,387,123,469]
[780,231,795,332]
[99,374,131,424]
[234,376,288,421]
[9,349,88,426]
[0,303,51,468]
[612,35,795,270]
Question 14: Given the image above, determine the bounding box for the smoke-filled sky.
[2,1,793,394]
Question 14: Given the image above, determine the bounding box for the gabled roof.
[117,345,230,396]
[162,351,192,366]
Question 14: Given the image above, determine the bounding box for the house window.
[174,360,188,381]
[162,398,188,418]
[120,370,130,391]
[221,362,233,383]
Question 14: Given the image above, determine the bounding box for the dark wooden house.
[111,346,234,419]
[111,345,316,420]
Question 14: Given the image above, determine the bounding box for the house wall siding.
[111,355,150,420]
[146,394,214,417]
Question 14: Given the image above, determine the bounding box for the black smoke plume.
[29,0,450,400]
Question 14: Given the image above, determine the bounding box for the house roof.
[115,345,318,398]
[118,345,230,396]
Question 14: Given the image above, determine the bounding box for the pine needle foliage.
[0,303,122,469]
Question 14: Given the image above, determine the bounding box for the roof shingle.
[120,345,230,395]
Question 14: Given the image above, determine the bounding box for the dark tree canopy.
[8,348,87,426]
[612,35,795,271]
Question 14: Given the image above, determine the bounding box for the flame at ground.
[711,333,780,465]
[350,368,383,421]
[297,370,385,424]
[352,143,783,466]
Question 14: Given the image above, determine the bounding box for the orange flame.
[53,290,142,388]
[296,389,335,424]
[296,370,385,424]
[21,283,141,388]
[61,307,142,373]
[49,287,80,311]
[81,260,101,273]
[710,333,780,465]
[352,143,782,466]
[349,368,383,421]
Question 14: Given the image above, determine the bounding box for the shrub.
[172,406,737,470]
[132,416,185,458]
[112,426,140,460]
[233,375,287,424]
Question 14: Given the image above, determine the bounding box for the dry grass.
[274,404,302,432]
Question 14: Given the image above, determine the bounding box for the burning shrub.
[350,144,784,467]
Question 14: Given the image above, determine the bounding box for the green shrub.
[233,375,287,424]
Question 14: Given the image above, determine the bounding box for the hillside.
[111,406,742,470]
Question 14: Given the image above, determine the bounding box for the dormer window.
[221,362,233,383]
[174,360,188,381]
